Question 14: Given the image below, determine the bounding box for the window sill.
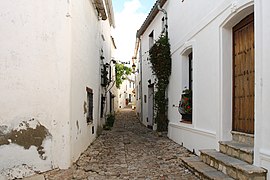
[180,119,192,124]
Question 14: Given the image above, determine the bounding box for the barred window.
[86,87,93,123]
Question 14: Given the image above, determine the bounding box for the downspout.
[139,37,143,122]
[157,1,168,36]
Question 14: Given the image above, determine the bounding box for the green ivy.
[149,35,172,132]
[115,63,132,89]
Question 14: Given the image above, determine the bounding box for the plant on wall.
[148,34,172,132]
[115,63,132,89]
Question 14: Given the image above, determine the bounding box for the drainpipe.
[139,38,143,122]
[157,1,168,36]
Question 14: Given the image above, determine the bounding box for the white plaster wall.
[167,0,224,52]
[119,79,123,109]
[118,78,134,109]
[109,38,119,113]
[135,78,141,118]
[139,10,165,126]
[135,55,141,117]
[168,10,222,153]
[109,65,119,114]
[69,0,105,162]
[139,0,257,154]
[167,0,256,153]
[254,0,270,178]
[118,79,126,108]
[138,0,270,175]
[0,0,71,177]
[69,0,115,162]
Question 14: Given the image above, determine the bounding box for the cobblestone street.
[43,109,197,180]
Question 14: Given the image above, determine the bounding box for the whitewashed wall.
[167,0,254,155]
[134,53,141,118]
[118,75,135,109]
[139,10,164,127]
[69,0,112,162]
[0,0,71,178]
[109,37,118,114]
[0,0,114,179]
[137,0,270,177]
[254,0,270,178]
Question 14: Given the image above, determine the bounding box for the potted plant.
[178,88,192,120]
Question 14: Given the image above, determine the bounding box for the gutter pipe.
[157,1,168,36]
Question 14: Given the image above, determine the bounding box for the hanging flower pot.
[178,89,192,120]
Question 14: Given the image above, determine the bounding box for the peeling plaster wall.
[0,0,71,178]
[0,0,114,178]
[69,0,113,162]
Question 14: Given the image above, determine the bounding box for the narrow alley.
[42,109,197,180]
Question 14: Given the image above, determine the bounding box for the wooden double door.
[232,13,254,134]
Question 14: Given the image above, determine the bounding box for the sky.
[112,0,156,63]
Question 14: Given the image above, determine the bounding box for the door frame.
[219,4,254,141]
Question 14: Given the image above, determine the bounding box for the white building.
[0,0,115,179]
[135,0,270,178]
[118,73,136,109]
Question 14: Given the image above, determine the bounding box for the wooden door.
[148,85,154,127]
[233,13,254,134]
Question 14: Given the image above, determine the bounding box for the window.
[86,87,93,123]
[129,94,131,102]
[149,30,154,49]
[144,95,147,103]
[180,48,193,123]
[181,48,193,90]
[101,64,108,87]
[188,52,193,90]
[129,81,131,88]
[139,81,141,100]
[100,94,105,118]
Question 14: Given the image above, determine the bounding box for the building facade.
[135,0,270,178]
[118,74,136,109]
[0,0,115,178]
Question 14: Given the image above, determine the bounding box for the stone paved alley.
[41,109,198,180]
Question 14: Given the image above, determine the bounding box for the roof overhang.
[92,0,107,20]
[136,0,167,37]
[105,0,115,28]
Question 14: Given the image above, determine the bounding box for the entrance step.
[200,149,267,179]
[219,140,254,164]
[232,131,254,145]
[181,156,233,180]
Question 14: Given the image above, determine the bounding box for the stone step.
[219,140,254,164]
[200,149,267,180]
[181,156,234,180]
[232,131,254,145]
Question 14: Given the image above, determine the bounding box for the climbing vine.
[115,63,132,89]
[149,35,172,132]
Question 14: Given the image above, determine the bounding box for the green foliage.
[115,63,132,89]
[103,113,115,130]
[149,35,172,132]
